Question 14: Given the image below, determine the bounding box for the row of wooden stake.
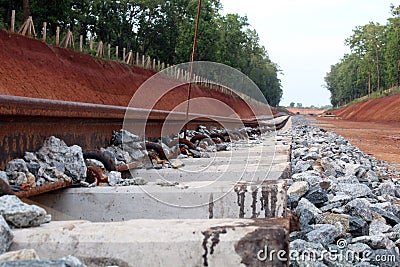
[9,11,244,99]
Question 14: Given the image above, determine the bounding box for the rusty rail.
[14,180,73,199]
[1,180,73,199]
[0,95,267,169]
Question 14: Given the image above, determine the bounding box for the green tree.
[384,4,400,87]
[326,5,400,106]
[346,22,385,95]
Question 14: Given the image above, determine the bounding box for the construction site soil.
[316,94,400,168]
[285,108,325,115]
[0,30,269,119]
[333,94,400,123]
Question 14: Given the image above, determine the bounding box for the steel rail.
[0,95,268,169]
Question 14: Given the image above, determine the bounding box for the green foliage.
[326,4,400,107]
[285,104,331,110]
[0,0,283,106]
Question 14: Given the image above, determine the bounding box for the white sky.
[220,0,398,107]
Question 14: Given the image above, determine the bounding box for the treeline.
[325,5,400,107]
[0,0,282,106]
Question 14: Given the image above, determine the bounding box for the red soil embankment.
[333,95,400,123]
[286,108,325,115]
[0,30,271,119]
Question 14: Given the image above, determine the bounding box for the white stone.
[108,171,122,186]
[170,159,184,169]
[0,215,13,254]
[369,219,391,235]
[0,249,39,262]
[0,195,47,228]
[287,181,309,198]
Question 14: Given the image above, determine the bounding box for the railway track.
[0,94,273,168]
[1,94,294,266]
[0,94,288,196]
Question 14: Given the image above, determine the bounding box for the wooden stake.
[27,18,32,36]
[89,38,93,50]
[60,31,67,46]
[30,17,36,37]
[60,30,74,48]
[11,10,15,32]
[70,31,74,48]
[126,51,132,64]
[96,40,103,57]
[56,26,60,46]
[136,52,139,65]
[146,56,151,68]
[79,35,83,52]
[161,62,165,70]
[108,43,111,59]
[19,16,36,37]
[152,58,156,70]
[69,32,72,48]
[42,22,47,42]
[142,55,145,67]
[61,31,74,48]
[123,48,126,61]
[115,46,119,60]
[19,20,28,35]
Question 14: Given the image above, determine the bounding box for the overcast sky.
[220,0,397,107]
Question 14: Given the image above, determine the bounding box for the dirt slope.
[0,30,271,119]
[333,94,400,123]
[286,108,325,115]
